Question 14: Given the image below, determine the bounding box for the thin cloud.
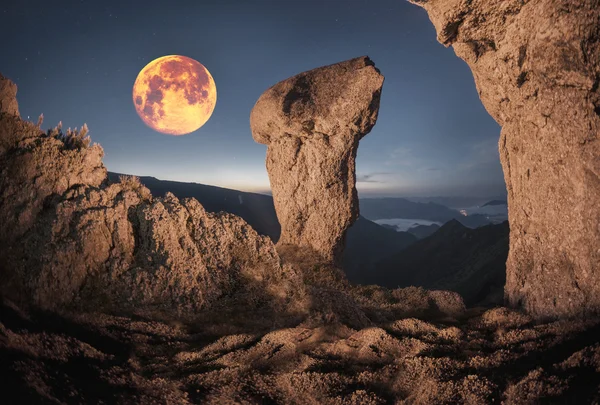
[384,147,436,173]
[385,147,414,166]
[357,172,392,183]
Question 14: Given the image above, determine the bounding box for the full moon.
[132,55,217,135]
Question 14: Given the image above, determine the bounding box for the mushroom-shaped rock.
[250,56,384,264]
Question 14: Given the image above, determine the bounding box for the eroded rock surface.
[0,72,464,331]
[0,74,303,320]
[0,73,19,116]
[250,56,384,264]
[410,0,600,319]
[3,297,600,404]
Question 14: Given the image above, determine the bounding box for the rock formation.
[0,73,19,116]
[4,295,600,404]
[250,56,384,264]
[0,74,304,319]
[409,0,600,319]
[0,72,463,329]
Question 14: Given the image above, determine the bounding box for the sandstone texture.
[0,74,303,320]
[410,0,600,319]
[250,56,384,264]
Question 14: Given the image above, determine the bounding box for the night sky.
[1,0,504,197]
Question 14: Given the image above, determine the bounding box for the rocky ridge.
[2,2,600,396]
[0,74,304,321]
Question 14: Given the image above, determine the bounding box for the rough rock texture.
[410,0,600,319]
[0,73,19,116]
[3,298,600,404]
[0,119,107,245]
[250,57,384,264]
[0,72,465,332]
[0,74,304,320]
[10,185,303,319]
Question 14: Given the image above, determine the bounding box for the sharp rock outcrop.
[409,0,600,319]
[0,74,304,320]
[0,73,19,116]
[250,56,384,264]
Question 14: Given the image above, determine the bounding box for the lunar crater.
[133,55,216,135]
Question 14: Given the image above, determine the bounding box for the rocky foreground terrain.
[1,0,600,402]
[3,293,600,404]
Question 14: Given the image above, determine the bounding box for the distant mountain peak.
[442,218,466,229]
[434,219,467,235]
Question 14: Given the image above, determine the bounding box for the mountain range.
[407,223,441,239]
[107,173,419,274]
[371,219,509,305]
[108,173,508,305]
[343,217,416,284]
[359,197,496,228]
[404,196,507,209]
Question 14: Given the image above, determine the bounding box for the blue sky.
[1,0,504,197]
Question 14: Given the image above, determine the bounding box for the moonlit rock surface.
[0,73,19,116]
[410,0,600,319]
[250,56,384,263]
[0,74,303,318]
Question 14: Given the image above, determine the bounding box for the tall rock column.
[250,57,384,264]
[409,0,600,318]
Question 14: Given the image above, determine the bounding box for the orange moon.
[132,55,217,135]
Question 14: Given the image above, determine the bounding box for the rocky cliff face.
[0,74,304,320]
[410,0,600,319]
[250,57,384,264]
[0,73,19,116]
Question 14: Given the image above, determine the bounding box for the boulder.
[250,56,384,264]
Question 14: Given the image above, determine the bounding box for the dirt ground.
[2,294,599,405]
